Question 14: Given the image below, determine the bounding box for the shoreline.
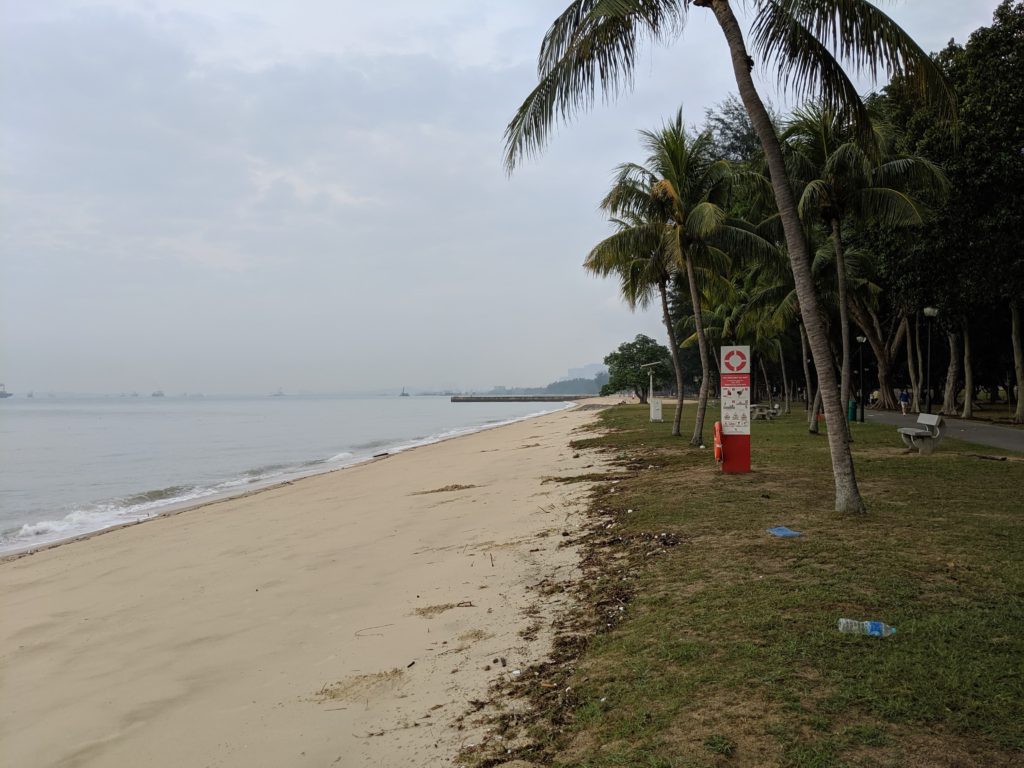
[0,400,612,767]
[1,400,577,561]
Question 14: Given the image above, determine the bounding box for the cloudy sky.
[0,1,997,394]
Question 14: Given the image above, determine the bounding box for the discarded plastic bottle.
[837,618,896,637]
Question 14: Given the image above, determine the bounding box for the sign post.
[719,345,751,473]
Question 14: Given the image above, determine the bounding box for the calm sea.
[0,394,569,554]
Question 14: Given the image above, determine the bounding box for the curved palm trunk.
[685,257,711,445]
[1012,300,1024,424]
[659,278,686,437]
[831,219,853,439]
[704,0,864,512]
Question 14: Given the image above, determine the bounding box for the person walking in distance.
[899,389,911,416]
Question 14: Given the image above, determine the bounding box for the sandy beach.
[0,403,609,767]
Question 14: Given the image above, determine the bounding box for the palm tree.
[594,112,770,445]
[504,0,953,514]
[782,102,948,430]
[584,215,689,434]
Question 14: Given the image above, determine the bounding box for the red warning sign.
[719,345,751,474]
[721,374,748,387]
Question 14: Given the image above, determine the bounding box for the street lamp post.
[856,335,866,422]
[923,307,939,414]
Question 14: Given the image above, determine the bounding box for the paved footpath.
[866,410,1024,454]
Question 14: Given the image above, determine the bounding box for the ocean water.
[0,394,569,554]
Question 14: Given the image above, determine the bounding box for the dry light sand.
[0,403,610,768]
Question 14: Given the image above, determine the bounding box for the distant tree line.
[484,371,609,397]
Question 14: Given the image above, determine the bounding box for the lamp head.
[856,335,866,344]
[923,306,939,318]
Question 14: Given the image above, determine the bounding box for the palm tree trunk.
[906,315,921,412]
[659,278,685,437]
[809,388,823,434]
[960,319,973,419]
[831,219,853,436]
[778,340,790,414]
[941,332,961,415]
[760,357,772,405]
[800,321,813,412]
[685,257,711,446]
[1012,300,1024,424]
[704,0,864,512]
[915,313,925,409]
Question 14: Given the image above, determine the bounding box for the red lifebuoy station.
[717,345,751,473]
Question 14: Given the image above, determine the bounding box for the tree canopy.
[601,334,673,403]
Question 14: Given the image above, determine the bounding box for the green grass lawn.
[481,405,1024,768]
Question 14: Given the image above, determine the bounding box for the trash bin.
[847,398,857,422]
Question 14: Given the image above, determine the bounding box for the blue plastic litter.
[767,526,802,538]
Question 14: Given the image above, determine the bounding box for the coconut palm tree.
[782,102,948,430]
[584,215,689,434]
[504,0,953,514]
[593,112,771,445]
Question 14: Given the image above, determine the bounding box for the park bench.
[897,413,944,454]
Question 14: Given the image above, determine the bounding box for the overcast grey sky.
[0,1,997,394]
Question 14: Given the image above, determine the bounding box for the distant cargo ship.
[151,390,165,397]
[0,384,12,399]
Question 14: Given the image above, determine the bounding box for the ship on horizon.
[0,384,12,399]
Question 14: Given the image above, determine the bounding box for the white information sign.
[720,345,751,436]
[649,397,663,422]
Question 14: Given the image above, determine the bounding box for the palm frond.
[873,155,949,196]
[823,140,871,182]
[751,2,872,138]
[797,178,834,220]
[685,201,727,240]
[855,186,926,227]
[754,0,956,138]
[505,0,687,170]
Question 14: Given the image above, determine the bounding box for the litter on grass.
[767,526,802,538]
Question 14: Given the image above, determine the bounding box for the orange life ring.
[713,421,724,463]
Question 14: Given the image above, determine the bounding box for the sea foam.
[1,398,573,554]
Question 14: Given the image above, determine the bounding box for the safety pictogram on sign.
[723,348,748,373]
